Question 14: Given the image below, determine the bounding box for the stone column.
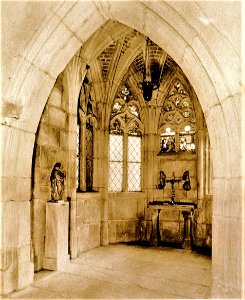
[44,202,70,270]
[144,133,156,192]
[205,134,212,195]
[63,54,89,258]
[196,128,206,200]
[99,128,109,246]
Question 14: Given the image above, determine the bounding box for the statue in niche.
[157,171,166,190]
[50,162,66,202]
[182,170,191,191]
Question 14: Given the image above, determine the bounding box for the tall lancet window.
[109,91,143,192]
[77,75,97,191]
[159,79,196,153]
[85,118,94,191]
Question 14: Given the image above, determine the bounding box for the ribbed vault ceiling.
[81,22,184,104]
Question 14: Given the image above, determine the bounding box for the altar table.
[147,201,197,250]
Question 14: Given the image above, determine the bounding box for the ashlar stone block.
[89,224,100,249]
[124,220,136,241]
[115,220,125,243]
[0,177,17,202]
[48,87,62,108]
[77,225,89,254]
[48,106,67,129]
[32,20,72,74]
[144,1,197,46]
[17,246,34,290]
[182,46,218,115]
[191,35,229,101]
[37,124,60,147]
[1,201,30,248]
[0,248,18,295]
[1,125,20,178]
[60,1,99,35]
[108,221,116,244]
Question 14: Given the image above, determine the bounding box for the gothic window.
[85,119,94,191]
[76,124,81,190]
[77,76,97,191]
[109,95,142,192]
[159,79,196,153]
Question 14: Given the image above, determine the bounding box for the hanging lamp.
[138,38,166,101]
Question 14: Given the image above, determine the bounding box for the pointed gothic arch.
[1,2,242,298]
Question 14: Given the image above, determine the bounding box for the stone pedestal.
[44,201,70,270]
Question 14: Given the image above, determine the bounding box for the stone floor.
[4,244,212,299]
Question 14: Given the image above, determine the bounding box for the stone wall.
[194,195,212,248]
[108,192,147,243]
[32,82,70,271]
[76,193,101,255]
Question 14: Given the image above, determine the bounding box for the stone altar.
[148,201,196,250]
[44,201,70,270]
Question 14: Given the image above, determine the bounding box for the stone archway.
[1,1,242,298]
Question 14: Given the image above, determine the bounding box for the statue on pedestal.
[50,162,66,202]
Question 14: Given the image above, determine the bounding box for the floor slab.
[4,244,212,299]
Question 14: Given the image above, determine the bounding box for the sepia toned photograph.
[1,1,244,299]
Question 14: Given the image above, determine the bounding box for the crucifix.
[157,170,191,204]
[166,172,182,204]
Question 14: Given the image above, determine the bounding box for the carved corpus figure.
[50,162,66,202]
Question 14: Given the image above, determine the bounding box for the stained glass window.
[159,80,196,153]
[160,128,176,153]
[109,92,142,192]
[76,124,81,190]
[179,126,195,151]
[86,121,93,191]
[77,78,97,192]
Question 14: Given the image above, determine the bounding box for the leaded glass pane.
[109,162,123,191]
[179,131,195,152]
[129,105,139,117]
[128,162,141,191]
[128,136,141,162]
[76,125,80,190]
[86,158,93,190]
[86,124,93,190]
[128,121,141,136]
[160,131,176,153]
[86,124,93,159]
[109,134,123,161]
[111,102,123,116]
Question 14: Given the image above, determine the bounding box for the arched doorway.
[1,2,242,298]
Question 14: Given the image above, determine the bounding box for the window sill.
[157,151,196,156]
[108,191,146,198]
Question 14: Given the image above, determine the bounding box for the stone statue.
[50,162,66,202]
[182,170,191,191]
[157,171,166,189]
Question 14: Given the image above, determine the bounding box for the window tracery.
[109,93,142,192]
[77,77,97,191]
[159,79,196,153]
